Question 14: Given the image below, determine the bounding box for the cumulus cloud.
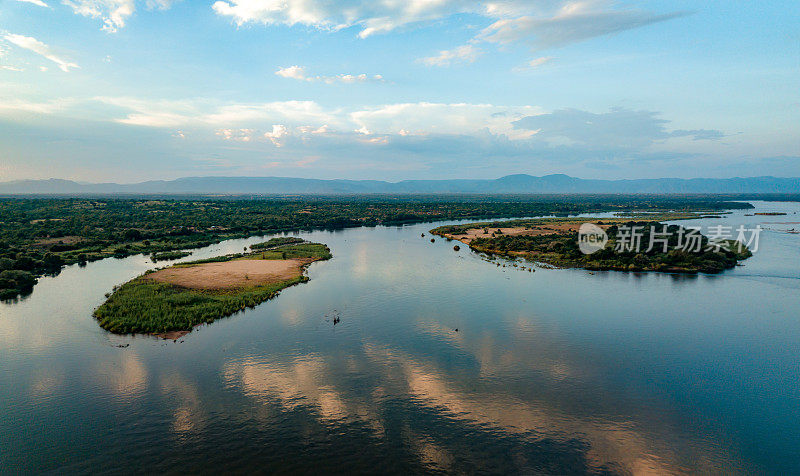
[264,124,288,146]
[4,95,733,175]
[275,66,383,84]
[420,44,482,67]
[63,0,177,32]
[275,65,306,80]
[99,98,721,155]
[93,97,542,140]
[2,33,79,71]
[350,102,541,138]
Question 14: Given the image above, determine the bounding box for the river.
[1,201,799,474]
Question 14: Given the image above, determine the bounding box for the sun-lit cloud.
[212,0,475,38]
[275,66,383,84]
[63,0,177,32]
[21,96,726,154]
[212,0,686,55]
[525,56,552,68]
[14,0,50,7]
[63,0,135,33]
[478,4,689,50]
[263,124,288,146]
[2,33,79,71]
[420,44,482,67]
[0,91,770,180]
[275,65,305,80]
[512,108,724,150]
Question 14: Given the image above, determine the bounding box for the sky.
[0,0,797,182]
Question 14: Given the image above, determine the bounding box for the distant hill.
[1,174,799,195]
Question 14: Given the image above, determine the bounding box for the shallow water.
[1,201,799,474]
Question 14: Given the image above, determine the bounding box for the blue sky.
[0,0,797,182]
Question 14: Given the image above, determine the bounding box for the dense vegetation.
[150,250,192,261]
[94,241,331,335]
[438,220,752,273]
[0,196,751,299]
[250,236,305,249]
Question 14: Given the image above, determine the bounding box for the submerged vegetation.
[0,196,752,298]
[94,240,331,335]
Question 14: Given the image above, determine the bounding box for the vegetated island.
[431,215,752,274]
[94,238,331,338]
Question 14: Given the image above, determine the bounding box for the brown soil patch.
[445,221,618,245]
[155,330,190,340]
[147,258,312,290]
[34,235,84,246]
[30,218,65,224]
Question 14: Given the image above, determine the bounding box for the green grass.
[94,241,331,335]
[250,236,305,249]
[94,276,306,334]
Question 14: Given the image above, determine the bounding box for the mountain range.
[1,174,798,195]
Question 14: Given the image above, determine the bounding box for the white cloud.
[212,0,478,38]
[479,3,688,49]
[204,101,341,127]
[526,56,552,68]
[1,66,25,72]
[145,0,174,9]
[63,0,177,32]
[0,98,74,114]
[350,102,541,139]
[275,65,306,80]
[95,97,343,128]
[14,0,50,7]
[263,124,288,146]
[2,33,79,72]
[275,66,383,84]
[92,96,542,140]
[216,1,685,70]
[216,128,255,142]
[420,44,482,67]
[12,97,725,164]
[63,0,136,33]
[512,108,724,150]
[213,1,685,47]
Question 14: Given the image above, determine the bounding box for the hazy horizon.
[5,172,800,186]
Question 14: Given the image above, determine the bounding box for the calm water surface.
[1,201,799,474]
